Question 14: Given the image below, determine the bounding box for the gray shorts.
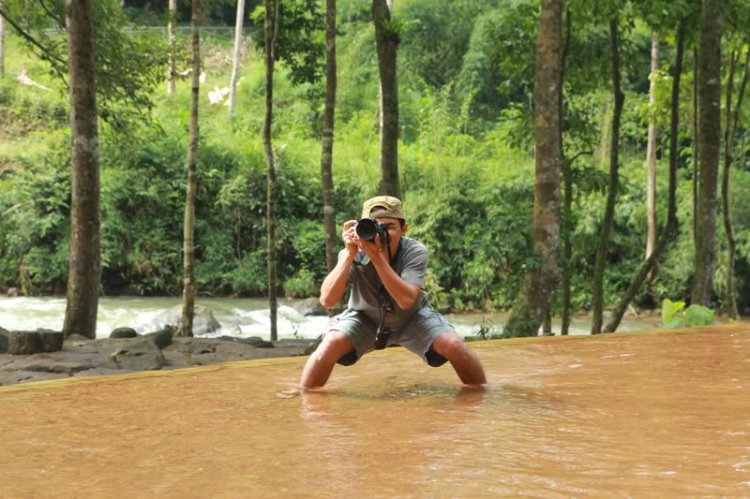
[324,306,457,367]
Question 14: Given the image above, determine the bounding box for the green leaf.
[684,305,715,327]
[661,299,685,325]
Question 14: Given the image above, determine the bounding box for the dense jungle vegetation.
[1,0,749,317]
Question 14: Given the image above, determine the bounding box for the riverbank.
[0,295,667,341]
[0,334,316,387]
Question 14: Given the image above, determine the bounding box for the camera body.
[355,217,393,263]
[355,217,388,242]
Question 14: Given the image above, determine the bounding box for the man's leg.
[431,331,487,385]
[300,330,355,389]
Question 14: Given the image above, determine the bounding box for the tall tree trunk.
[542,308,553,335]
[645,32,659,283]
[503,0,563,338]
[604,19,686,333]
[321,0,338,274]
[62,0,101,339]
[228,0,246,118]
[264,0,279,341]
[721,49,749,319]
[178,0,201,337]
[167,0,177,95]
[0,9,5,79]
[560,8,572,336]
[372,0,400,198]
[692,50,699,250]
[691,0,723,307]
[590,17,625,335]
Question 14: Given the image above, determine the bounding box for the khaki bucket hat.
[361,195,406,220]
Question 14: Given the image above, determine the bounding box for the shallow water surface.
[0,325,748,497]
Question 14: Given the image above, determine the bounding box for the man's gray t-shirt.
[339,236,429,329]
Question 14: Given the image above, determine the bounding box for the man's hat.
[361,195,406,220]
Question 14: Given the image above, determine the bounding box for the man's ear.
[402,223,408,235]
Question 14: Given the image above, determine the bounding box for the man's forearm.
[319,253,355,308]
[371,257,420,310]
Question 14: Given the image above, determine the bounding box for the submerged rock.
[6,330,64,355]
[0,335,314,387]
[110,327,138,339]
[295,297,343,316]
[160,305,222,335]
[107,338,166,371]
[144,327,174,349]
[0,327,9,353]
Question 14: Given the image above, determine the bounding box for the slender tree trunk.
[692,50,699,250]
[62,0,101,339]
[321,0,338,274]
[167,0,177,95]
[542,308,553,335]
[604,19,686,333]
[372,0,400,198]
[0,10,5,79]
[264,0,279,341]
[591,17,625,335]
[560,8,572,336]
[645,32,659,283]
[721,49,749,319]
[228,0,246,118]
[178,0,201,337]
[691,0,723,307]
[503,0,563,338]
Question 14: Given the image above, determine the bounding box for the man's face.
[372,216,407,258]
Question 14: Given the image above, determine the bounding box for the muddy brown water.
[0,324,748,497]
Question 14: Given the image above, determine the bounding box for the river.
[0,295,663,339]
[1,324,748,496]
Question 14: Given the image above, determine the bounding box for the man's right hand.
[342,220,359,258]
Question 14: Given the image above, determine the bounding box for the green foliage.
[284,269,317,298]
[661,298,686,328]
[475,316,503,340]
[251,0,325,88]
[398,0,493,88]
[662,299,716,329]
[1,0,169,125]
[454,0,538,126]
[684,304,715,327]
[2,0,750,320]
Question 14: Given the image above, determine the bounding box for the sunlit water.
[0,296,662,339]
[0,325,747,497]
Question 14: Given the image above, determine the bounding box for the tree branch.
[36,0,64,27]
[0,6,67,67]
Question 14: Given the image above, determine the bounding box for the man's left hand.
[357,234,387,263]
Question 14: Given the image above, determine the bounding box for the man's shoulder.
[401,237,428,258]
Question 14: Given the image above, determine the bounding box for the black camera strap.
[374,282,392,350]
[350,239,404,350]
[373,240,402,350]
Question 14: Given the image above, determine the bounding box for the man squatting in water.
[300,196,487,389]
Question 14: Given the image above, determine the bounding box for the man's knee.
[317,331,356,364]
[431,332,467,361]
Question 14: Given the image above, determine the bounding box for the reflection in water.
[0,325,749,497]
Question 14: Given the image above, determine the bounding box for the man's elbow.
[319,295,337,309]
[399,292,420,310]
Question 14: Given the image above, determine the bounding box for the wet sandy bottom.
[0,324,748,497]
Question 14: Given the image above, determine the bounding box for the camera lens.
[356,218,378,241]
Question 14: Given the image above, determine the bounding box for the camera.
[355,218,393,262]
[355,218,388,242]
